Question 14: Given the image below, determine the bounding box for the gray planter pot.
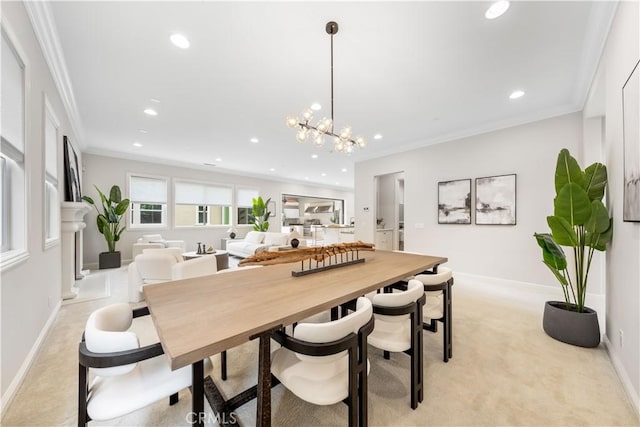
[543,301,600,348]
[99,251,121,269]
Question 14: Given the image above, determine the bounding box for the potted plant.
[250,196,271,231]
[533,148,612,347]
[82,185,130,269]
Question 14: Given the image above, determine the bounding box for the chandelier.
[286,21,366,154]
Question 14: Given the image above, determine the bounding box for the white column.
[61,202,90,300]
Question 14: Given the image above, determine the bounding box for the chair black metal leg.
[448,283,453,359]
[358,340,368,427]
[383,350,390,360]
[331,306,339,321]
[221,350,228,380]
[347,347,358,427]
[78,364,89,427]
[170,392,179,405]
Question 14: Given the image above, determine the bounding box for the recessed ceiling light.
[310,103,322,111]
[304,177,309,180]
[170,33,190,49]
[485,1,510,19]
[250,138,259,143]
[215,157,222,162]
[311,154,318,159]
[144,108,158,116]
[139,129,148,133]
[133,142,143,147]
[269,168,276,172]
[335,182,340,185]
[509,90,525,99]
[150,98,161,103]
[341,168,347,172]
[373,134,383,140]
[321,173,327,177]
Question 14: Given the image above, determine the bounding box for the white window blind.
[175,182,232,205]
[1,30,25,155]
[130,176,167,203]
[237,188,259,207]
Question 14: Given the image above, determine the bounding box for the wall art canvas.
[438,179,471,224]
[63,136,81,202]
[623,59,640,222]
[475,174,516,225]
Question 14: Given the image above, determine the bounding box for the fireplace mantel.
[61,202,91,299]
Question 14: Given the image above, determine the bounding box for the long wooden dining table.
[143,250,447,427]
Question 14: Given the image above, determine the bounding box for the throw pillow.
[264,233,287,246]
[245,231,265,244]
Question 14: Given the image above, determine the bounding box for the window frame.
[43,95,60,250]
[235,186,260,227]
[0,20,30,271]
[173,179,232,229]
[127,173,169,230]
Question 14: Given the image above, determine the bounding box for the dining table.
[143,249,447,427]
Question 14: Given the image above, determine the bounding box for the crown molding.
[24,1,85,148]
[573,1,619,109]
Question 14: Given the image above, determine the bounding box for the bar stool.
[414,266,454,362]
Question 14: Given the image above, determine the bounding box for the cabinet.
[375,230,393,251]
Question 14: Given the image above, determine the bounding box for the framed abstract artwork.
[63,136,81,202]
[438,179,471,224]
[475,174,516,225]
[623,59,640,222]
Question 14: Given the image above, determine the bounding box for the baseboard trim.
[453,272,605,317]
[603,335,640,421]
[1,300,61,417]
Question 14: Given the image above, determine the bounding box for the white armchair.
[131,234,186,259]
[78,303,212,425]
[271,297,374,425]
[128,248,217,302]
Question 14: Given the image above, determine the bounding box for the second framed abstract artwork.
[475,174,516,225]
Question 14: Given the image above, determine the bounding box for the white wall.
[1,2,76,407]
[597,0,640,413]
[81,154,354,266]
[356,112,584,288]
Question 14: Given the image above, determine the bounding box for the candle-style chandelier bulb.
[286,115,299,128]
[302,108,313,122]
[317,118,329,133]
[296,128,308,142]
[355,136,366,148]
[339,126,352,141]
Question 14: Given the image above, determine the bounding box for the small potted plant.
[82,185,130,269]
[533,148,612,347]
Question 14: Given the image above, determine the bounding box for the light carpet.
[1,267,638,426]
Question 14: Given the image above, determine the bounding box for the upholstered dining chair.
[78,303,213,425]
[271,297,375,427]
[367,279,426,409]
[414,266,454,362]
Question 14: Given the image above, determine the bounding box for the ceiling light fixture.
[286,21,365,154]
[310,103,322,111]
[373,134,383,140]
[144,108,157,116]
[485,1,510,19]
[311,154,318,159]
[250,137,259,143]
[509,90,525,99]
[170,33,190,49]
[133,142,143,147]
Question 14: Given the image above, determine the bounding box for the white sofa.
[131,234,186,259]
[226,230,305,258]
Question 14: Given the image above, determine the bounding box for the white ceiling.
[45,1,615,189]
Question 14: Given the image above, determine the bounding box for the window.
[175,181,231,227]
[1,24,28,268]
[236,188,259,225]
[44,98,60,247]
[129,175,168,228]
